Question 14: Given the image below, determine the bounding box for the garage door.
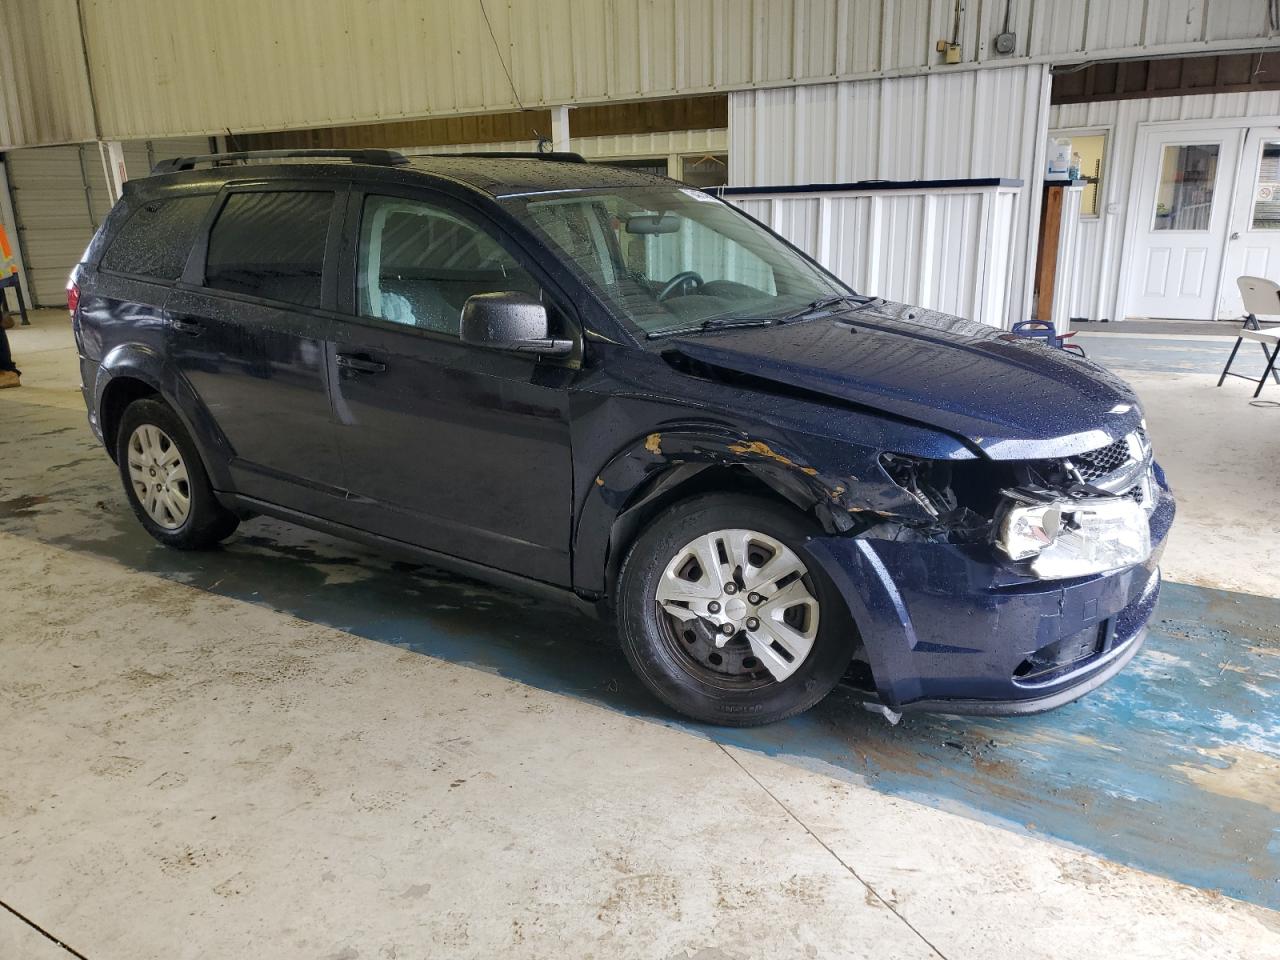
[5,137,211,307]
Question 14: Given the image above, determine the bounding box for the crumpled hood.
[663,301,1142,460]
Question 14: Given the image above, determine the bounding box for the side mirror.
[460,292,573,357]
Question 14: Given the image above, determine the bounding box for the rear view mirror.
[460,292,573,357]
[624,214,681,235]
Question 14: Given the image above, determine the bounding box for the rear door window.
[205,191,333,308]
[100,195,216,280]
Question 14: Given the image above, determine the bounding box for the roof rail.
[443,151,587,163]
[151,148,410,174]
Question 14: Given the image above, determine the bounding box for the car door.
[165,182,349,517]
[329,186,576,584]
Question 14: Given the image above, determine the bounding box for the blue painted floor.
[4,491,1276,910]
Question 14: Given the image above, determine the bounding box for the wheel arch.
[96,345,231,488]
[98,375,162,462]
[574,426,857,602]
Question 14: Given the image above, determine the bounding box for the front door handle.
[336,353,387,374]
[170,317,204,336]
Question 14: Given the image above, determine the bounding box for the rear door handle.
[170,317,204,336]
[336,353,387,374]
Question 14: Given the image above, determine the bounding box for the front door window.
[1152,144,1220,231]
[356,194,540,334]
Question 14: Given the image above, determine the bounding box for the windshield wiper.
[779,293,878,323]
[647,317,775,339]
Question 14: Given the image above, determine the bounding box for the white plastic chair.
[1217,276,1280,397]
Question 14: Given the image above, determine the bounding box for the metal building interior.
[1,2,1279,958]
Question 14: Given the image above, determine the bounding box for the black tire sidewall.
[115,398,237,549]
[617,493,857,726]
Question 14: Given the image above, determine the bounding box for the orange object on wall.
[0,224,17,275]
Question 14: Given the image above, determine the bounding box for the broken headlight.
[995,490,1151,579]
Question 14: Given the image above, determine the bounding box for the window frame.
[1149,140,1224,234]
[97,191,219,284]
[337,182,584,355]
[1247,136,1280,233]
[180,180,347,314]
[1049,126,1110,221]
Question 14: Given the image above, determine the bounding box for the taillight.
[67,280,80,318]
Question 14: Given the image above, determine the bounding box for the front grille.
[1074,436,1131,483]
[1071,427,1150,487]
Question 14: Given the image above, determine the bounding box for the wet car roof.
[136,155,675,200]
[404,156,672,197]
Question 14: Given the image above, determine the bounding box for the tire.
[115,398,239,550]
[616,493,858,726]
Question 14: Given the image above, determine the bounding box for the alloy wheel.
[126,424,191,530]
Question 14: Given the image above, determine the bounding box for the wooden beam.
[1053,52,1280,104]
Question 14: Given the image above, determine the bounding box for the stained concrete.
[2,311,1279,958]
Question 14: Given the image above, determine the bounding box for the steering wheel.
[657,270,705,302]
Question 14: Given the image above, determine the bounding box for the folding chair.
[1217,276,1280,398]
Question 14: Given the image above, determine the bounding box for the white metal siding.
[729,63,1050,327]
[0,0,1262,145]
[728,185,1020,328]
[1050,89,1280,322]
[6,145,105,306]
[4,137,211,305]
[410,129,728,161]
[0,0,96,148]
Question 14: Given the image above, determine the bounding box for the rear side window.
[100,195,216,280]
[205,191,332,308]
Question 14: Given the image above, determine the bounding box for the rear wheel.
[617,493,857,725]
[115,398,239,549]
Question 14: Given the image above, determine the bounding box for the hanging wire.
[479,0,525,112]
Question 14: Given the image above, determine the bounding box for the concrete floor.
[2,311,1279,959]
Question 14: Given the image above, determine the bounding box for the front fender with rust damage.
[572,423,939,596]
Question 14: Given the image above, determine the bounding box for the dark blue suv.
[71,149,1173,726]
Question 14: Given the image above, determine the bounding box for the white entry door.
[1128,129,1241,320]
[1219,128,1280,318]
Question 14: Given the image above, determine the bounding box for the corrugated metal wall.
[0,0,96,147]
[1050,89,1280,323]
[414,129,728,161]
[728,185,1020,327]
[5,145,116,306]
[3,137,208,305]
[729,63,1050,326]
[2,0,1270,146]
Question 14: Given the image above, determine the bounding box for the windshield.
[501,185,847,337]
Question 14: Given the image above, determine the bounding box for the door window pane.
[205,191,332,307]
[1153,144,1219,231]
[101,195,216,279]
[681,154,729,189]
[357,195,538,334]
[592,157,669,177]
[1251,140,1280,231]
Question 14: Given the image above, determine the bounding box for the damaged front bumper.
[805,480,1175,716]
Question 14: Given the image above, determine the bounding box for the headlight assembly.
[995,490,1151,579]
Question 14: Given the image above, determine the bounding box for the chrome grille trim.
[1066,429,1155,510]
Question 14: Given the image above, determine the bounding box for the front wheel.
[115,398,239,550]
[616,494,858,726]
